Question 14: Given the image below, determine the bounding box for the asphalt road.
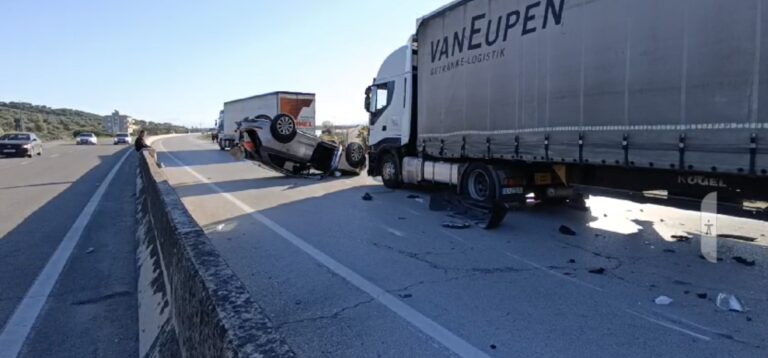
[156,135,768,358]
[0,141,138,357]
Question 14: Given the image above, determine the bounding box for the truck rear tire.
[380,152,402,189]
[461,163,498,203]
[270,114,297,143]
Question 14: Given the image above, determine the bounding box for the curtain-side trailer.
[365,0,767,225]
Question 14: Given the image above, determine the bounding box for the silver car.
[234,113,366,176]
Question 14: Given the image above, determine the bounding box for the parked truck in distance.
[366,0,767,226]
[218,91,317,150]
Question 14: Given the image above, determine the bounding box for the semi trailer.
[366,0,767,222]
[218,91,316,150]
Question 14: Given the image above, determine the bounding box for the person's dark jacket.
[134,136,150,152]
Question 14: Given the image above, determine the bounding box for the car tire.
[380,152,402,189]
[270,114,297,144]
[460,162,498,203]
[344,142,366,169]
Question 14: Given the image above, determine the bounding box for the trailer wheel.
[345,142,366,168]
[270,114,297,143]
[461,163,498,203]
[380,152,402,189]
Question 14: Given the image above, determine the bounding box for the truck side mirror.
[364,86,373,113]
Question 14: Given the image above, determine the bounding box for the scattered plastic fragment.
[732,256,756,267]
[490,344,497,350]
[407,194,420,199]
[671,235,692,242]
[361,193,372,201]
[294,300,302,305]
[442,221,471,229]
[588,267,605,275]
[654,296,674,305]
[696,293,708,299]
[558,225,577,236]
[746,316,753,322]
[567,259,576,264]
[397,217,406,220]
[716,293,745,312]
[684,290,690,295]
[399,293,413,299]
[85,247,95,254]
[663,249,676,253]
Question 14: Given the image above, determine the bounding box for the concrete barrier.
[136,149,296,358]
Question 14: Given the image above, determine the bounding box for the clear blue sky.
[0,0,448,127]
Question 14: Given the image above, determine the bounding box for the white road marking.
[441,230,469,244]
[384,226,405,237]
[625,309,711,341]
[0,149,131,358]
[160,149,491,358]
[406,208,422,216]
[502,251,604,292]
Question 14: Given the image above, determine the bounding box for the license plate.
[502,187,524,195]
[3,149,15,153]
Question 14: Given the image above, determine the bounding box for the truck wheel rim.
[350,145,363,162]
[382,161,396,180]
[468,170,490,201]
[276,118,294,135]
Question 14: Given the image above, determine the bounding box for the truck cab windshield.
[368,81,394,125]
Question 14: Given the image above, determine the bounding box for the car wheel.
[344,142,366,168]
[380,152,402,189]
[460,162,498,203]
[270,114,298,144]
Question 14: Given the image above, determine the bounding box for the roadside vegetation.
[0,101,188,140]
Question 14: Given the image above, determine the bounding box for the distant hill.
[0,101,188,140]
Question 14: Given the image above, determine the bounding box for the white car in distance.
[76,132,98,145]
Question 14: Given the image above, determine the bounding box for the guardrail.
[136,147,295,358]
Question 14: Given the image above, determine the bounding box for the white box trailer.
[218,91,316,150]
[365,0,767,225]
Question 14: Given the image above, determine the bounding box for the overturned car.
[231,113,366,176]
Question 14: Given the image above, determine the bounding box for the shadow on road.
[0,148,139,357]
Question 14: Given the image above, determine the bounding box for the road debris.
[696,293,708,299]
[671,235,692,242]
[732,256,756,267]
[406,194,420,199]
[654,296,674,305]
[567,259,576,264]
[490,344,497,350]
[361,193,373,201]
[442,221,471,229]
[662,249,676,253]
[399,293,413,299]
[716,293,745,312]
[558,225,577,236]
[588,267,605,275]
[718,234,758,242]
[397,217,406,220]
[85,247,95,254]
